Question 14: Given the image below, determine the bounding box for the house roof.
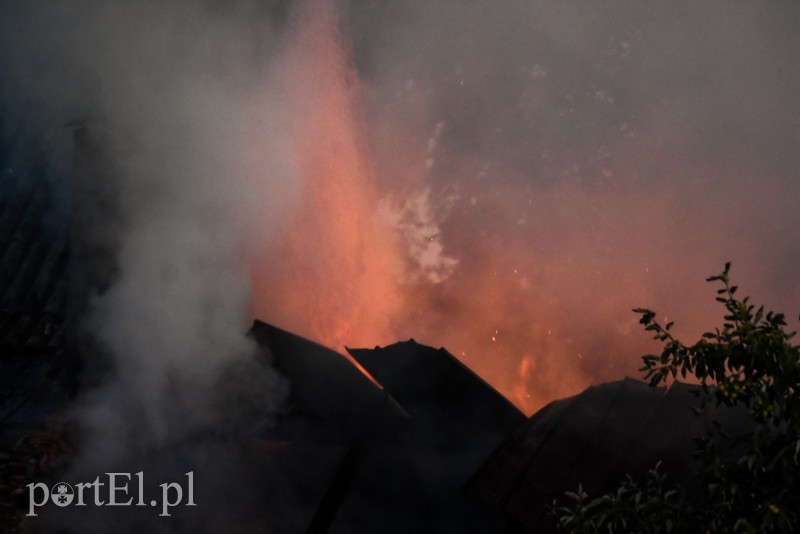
[467,377,753,532]
[249,320,409,440]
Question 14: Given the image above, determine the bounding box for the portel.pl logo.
[27,472,196,517]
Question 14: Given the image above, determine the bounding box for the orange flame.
[249,0,404,352]
[245,1,711,416]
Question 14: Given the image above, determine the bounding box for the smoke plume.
[2,0,798,458]
[254,0,800,413]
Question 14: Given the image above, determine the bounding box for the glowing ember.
[512,354,536,411]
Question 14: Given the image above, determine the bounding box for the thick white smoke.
[0,2,303,519]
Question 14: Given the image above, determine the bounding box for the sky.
[1,0,798,423]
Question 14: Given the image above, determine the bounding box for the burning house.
[0,116,530,532]
[0,114,755,533]
[249,322,526,533]
[2,1,789,531]
[0,119,523,532]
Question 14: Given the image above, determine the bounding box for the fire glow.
[249,0,405,353]
[245,0,799,415]
[245,1,611,414]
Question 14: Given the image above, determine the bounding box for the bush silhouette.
[555,263,800,533]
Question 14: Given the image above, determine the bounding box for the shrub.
[555,264,800,533]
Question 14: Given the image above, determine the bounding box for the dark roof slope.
[0,113,73,530]
[467,377,753,532]
[249,320,408,440]
[348,340,525,439]
[0,113,71,439]
[326,340,526,533]
[0,149,68,356]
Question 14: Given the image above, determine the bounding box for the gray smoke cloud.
[1,1,799,529]
[345,0,800,409]
[1,1,301,530]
